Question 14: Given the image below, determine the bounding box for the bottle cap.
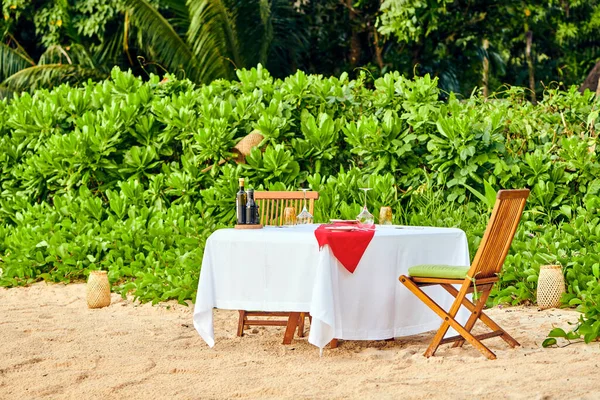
[239,178,244,185]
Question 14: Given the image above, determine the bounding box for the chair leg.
[424,321,452,358]
[400,276,496,360]
[443,284,492,348]
[237,310,246,337]
[441,284,520,348]
[282,312,301,344]
[330,339,338,349]
[298,312,306,337]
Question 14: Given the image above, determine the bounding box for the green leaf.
[569,298,582,306]
[547,328,568,338]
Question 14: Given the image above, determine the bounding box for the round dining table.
[193,224,470,350]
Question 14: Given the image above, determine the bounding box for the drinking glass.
[283,207,297,226]
[356,188,374,225]
[379,206,393,225]
[296,188,314,224]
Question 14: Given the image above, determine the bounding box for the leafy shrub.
[1,66,600,328]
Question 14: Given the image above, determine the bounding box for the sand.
[0,283,598,400]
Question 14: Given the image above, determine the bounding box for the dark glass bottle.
[246,189,256,225]
[236,178,247,224]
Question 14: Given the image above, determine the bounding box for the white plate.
[324,225,358,231]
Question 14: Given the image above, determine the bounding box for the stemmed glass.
[296,188,314,224]
[356,188,374,226]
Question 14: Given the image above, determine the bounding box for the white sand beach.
[1,283,598,399]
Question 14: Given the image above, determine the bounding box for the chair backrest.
[467,189,530,280]
[254,191,319,226]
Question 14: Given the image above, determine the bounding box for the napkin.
[313,223,375,273]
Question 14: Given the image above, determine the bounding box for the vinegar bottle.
[246,188,256,225]
[236,178,247,224]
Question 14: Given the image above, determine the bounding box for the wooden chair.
[237,191,319,344]
[255,191,319,226]
[399,189,529,360]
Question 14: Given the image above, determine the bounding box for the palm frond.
[39,44,96,69]
[0,85,14,101]
[0,42,35,82]
[489,50,507,76]
[160,0,191,33]
[124,0,202,81]
[266,0,308,76]
[94,18,128,67]
[1,64,106,93]
[187,0,237,80]
[225,0,271,67]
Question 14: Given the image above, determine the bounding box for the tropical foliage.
[378,0,600,97]
[1,67,600,346]
[2,0,600,97]
[0,0,306,93]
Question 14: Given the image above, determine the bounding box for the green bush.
[1,66,600,343]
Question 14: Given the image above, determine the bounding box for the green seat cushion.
[408,264,470,279]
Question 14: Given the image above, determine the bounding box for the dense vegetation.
[2,0,600,97]
[1,67,600,342]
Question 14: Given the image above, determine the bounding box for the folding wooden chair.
[237,190,319,344]
[399,189,529,360]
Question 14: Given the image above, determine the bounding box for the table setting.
[193,185,470,352]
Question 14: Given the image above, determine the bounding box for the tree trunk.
[412,45,421,69]
[580,60,600,96]
[373,27,384,70]
[347,0,361,67]
[525,31,536,104]
[482,39,489,99]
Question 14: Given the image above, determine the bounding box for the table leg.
[237,310,246,337]
[282,312,301,344]
[298,312,306,337]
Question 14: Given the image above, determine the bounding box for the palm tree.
[0,0,307,94]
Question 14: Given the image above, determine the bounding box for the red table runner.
[314,223,376,273]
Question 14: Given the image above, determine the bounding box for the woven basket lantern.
[87,271,111,309]
[201,131,264,172]
[537,265,565,309]
[231,130,264,163]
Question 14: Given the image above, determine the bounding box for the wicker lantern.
[537,265,565,309]
[87,271,111,309]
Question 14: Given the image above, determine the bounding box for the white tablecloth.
[193,224,470,349]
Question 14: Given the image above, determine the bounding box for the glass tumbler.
[283,207,297,226]
[379,206,393,225]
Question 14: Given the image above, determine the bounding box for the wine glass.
[356,188,374,226]
[296,188,313,224]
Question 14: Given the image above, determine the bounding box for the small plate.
[324,225,358,231]
[329,219,359,224]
